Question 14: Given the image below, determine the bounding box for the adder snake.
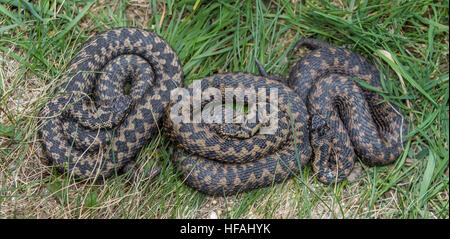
[39,28,183,178]
[38,28,406,195]
[289,39,406,184]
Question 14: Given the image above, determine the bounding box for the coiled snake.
[38,27,406,195]
[38,28,183,178]
[164,72,311,195]
[288,39,406,184]
[164,39,406,194]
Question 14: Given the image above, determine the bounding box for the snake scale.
[38,28,406,195]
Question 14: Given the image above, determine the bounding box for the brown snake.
[38,28,406,195]
[38,28,183,179]
[288,39,407,184]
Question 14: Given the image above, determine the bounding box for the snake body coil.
[289,39,407,184]
[38,28,183,178]
[164,73,311,195]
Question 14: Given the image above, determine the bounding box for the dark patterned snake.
[164,39,406,195]
[38,28,183,179]
[163,72,311,195]
[38,27,406,195]
[288,39,407,184]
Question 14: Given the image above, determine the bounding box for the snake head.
[216,118,268,139]
[310,114,330,147]
[89,95,131,129]
[311,114,328,135]
[217,123,243,139]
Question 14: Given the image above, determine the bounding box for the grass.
[0,0,448,219]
